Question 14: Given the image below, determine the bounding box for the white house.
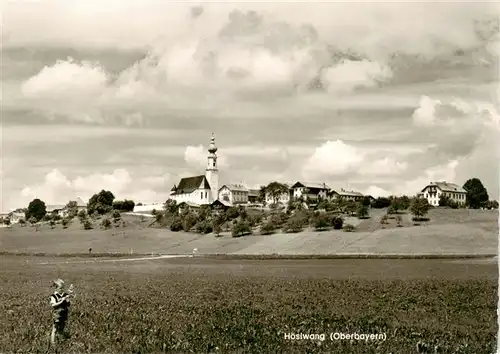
[218,184,249,205]
[265,182,292,205]
[419,181,466,206]
[170,134,220,206]
[290,182,330,200]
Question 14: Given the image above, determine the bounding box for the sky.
[1,0,499,211]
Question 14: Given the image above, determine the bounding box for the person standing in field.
[50,279,71,346]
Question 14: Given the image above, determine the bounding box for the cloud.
[19,168,171,206]
[184,145,229,169]
[302,140,408,179]
[393,159,460,196]
[362,185,392,198]
[10,3,497,124]
[21,57,109,99]
[322,60,393,94]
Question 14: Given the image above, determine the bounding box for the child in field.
[50,278,71,346]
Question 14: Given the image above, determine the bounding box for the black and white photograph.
[1,1,499,353]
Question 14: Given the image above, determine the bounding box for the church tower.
[205,133,219,202]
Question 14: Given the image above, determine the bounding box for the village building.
[290,182,330,200]
[218,184,249,205]
[336,189,364,201]
[264,182,293,205]
[418,181,467,207]
[170,134,220,206]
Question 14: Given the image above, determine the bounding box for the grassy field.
[0,256,496,354]
[0,208,497,256]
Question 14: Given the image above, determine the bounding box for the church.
[169,134,220,206]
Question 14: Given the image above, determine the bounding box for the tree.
[231,219,251,237]
[356,204,369,219]
[361,196,372,207]
[260,220,276,235]
[399,196,411,210]
[265,181,289,205]
[101,218,112,230]
[313,212,330,231]
[257,185,267,205]
[410,197,431,220]
[25,199,47,222]
[344,200,357,216]
[282,216,304,233]
[113,199,135,212]
[87,190,115,215]
[65,201,79,218]
[463,178,489,209]
[164,199,179,215]
[371,197,391,209]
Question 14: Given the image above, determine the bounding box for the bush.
[226,207,240,220]
[313,213,330,231]
[343,224,356,232]
[270,211,288,228]
[112,210,121,222]
[49,220,55,229]
[195,220,213,234]
[331,215,344,230]
[260,220,277,235]
[231,220,251,237]
[82,219,93,230]
[61,218,70,229]
[182,213,197,232]
[282,216,304,233]
[18,219,26,226]
[380,215,389,225]
[101,218,112,230]
[170,217,183,232]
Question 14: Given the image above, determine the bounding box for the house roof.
[177,201,201,208]
[211,200,231,207]
[219,184,249,192]
[338,190,364,197]
[171,175,211,195]
[291,181,330,190]
[75,197,86,207]
[422,181,466,193]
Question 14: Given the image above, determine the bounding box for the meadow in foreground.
[0,264,496,354]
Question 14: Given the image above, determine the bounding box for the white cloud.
[359,157,408,176]
[362,185,391,198]
[22,58,108,99]
[302,140,408,179]
[184,145,229,169]
[393,159,460,196]
[412,95,442,127]
[18,168,172,206]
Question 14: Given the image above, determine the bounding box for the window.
[201,192,203,199]
[213,162,215,167]
[205,191,208,198]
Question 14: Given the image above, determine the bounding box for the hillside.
[0,209,497,256]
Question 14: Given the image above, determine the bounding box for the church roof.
[171,175,211,195]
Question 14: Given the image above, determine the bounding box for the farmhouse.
[290,182,330,200]
[265,183,293,205]
[218,184,249,205]
[337,189,364,201]
[419,181,466,206]
[170,134,220,206]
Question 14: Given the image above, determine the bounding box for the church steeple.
[205,133,219,202]
[208,133,217,154]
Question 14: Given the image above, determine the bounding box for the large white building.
[290,182,330,200]
[170,134,220,206]
[218,184,249,205]
[418,181,466,206]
